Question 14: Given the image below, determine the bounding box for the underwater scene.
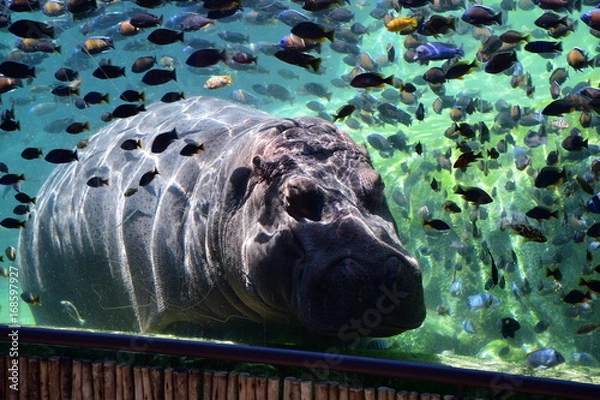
[0,0,599,387]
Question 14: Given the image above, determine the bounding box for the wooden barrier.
[1,355,461,400]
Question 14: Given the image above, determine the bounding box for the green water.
[0,0,599,386]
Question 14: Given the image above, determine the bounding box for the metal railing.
[0,325,598,399]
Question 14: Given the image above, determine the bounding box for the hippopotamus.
[19,96,425,340]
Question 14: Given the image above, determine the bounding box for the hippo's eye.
[285,181,324,222]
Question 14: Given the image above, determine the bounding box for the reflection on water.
[0,0,598,384]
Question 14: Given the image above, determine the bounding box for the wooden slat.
[328,383,339,400]
[151,366,164,400]
[300,381,312,400]
[6,355,18,400]
[133,366,143,400]
[92,361,104,400]
[349,387,362,400]
[396,391,408,400]
[72,359,83,400]
[315,382,328,400]
[48,357,61,400]
[39,357,49,400]
[59,357,71,400]
[120,364,133,400]
[364,388,375,400]
[246,375,256,400]
[28,356,41,400]
[103,361,117,400]
[267,377,279,400]
[81,360,93,400]
[188,369,199,400]
[142,366,153,400]
[164,367,174,400]
[226,372,238,400]
[255,376,267,400]
[408,392,418,400]
[204,371,214,400]
[174,368,189,399]
[18,355,28,400]
[238,372,249,400]
[338,385,349,400]
[213,371,228,400]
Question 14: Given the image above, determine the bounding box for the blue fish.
[467,293,500,309]
[462,320,477,334]
[586,192,600,213]
[526,348,565,368]
[414,42,464,64]
[450,278,463,296]
[367,133,394,158]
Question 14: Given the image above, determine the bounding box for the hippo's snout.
[295,244,425,337]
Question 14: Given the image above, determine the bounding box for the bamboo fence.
[1,354,460,400]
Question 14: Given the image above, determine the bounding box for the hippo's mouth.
[294,252,424,338]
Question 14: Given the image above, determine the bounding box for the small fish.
[274,49,321,72]
[13,205,30,215]
[534,166,567,188]
[526,348,565,369]
[467,293,500,310]
[0,173,25,185]
[484,51,518,74]
[462,320,477,334]
[350,73,394,89]
[415,141,423,155]
[414,42,464,63]
[60,300,86,326]
[66,121,90,134]
[525,206,558,221]
[453,152,483,169]
[119,90,145,103]
[545,267,562,281]
[331,104,356,122]
[141,69,177,86]
[147,28,184,45]
[120,139,143,151]
[578,278,600,294]
[5,246,16,261]
[385,16,419,33]
[506,222,547,242]
[442,200,461,213]
[436,305,450,316]
[1,218,26,229]
[575,323,600,335]
[524,41,562,54]
[534,320,550,334]
[454,185,493,204]
[83,91,110,104]
[422,219,451,231]
[45,149,78,164]
[111,104,146,119]
[139,168,159,187]
[204,75,233,90]
[15,192,36,204]
[21,291,41,305]
[124,188,138,197]
[291,22,335,42]
[151,128,178,154]
[86,177,109,188]
[488,250,499,289]
[562,289,592,305]
[92,65,125,80]
[180,142,205,156]
[501,317,520,338]
[9,19,55,39]
[461,5,502,26]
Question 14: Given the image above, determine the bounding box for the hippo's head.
[221,117,425,337]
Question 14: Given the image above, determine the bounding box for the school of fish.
[0,0,599,376]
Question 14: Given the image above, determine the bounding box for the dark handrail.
[0,325,598,399]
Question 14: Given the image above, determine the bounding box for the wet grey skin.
[19,96,425,339]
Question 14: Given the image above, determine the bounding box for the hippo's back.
[19,97,278,332]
